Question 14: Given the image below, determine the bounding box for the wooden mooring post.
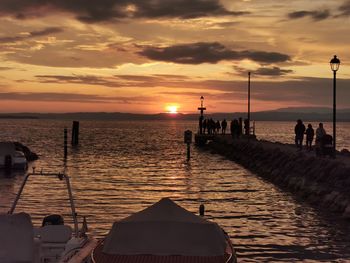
[71,121,79,146]
[184,130,192,161]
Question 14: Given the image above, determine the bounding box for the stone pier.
[201,135,350,218]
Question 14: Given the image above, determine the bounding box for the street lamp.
[247,72,251,135]
[198,96,206,134]
[330,55,340,153]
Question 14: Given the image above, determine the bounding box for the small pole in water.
[184,130,192,161]
[199,204,205,216]
[64,128,68,160]
[71,121,79,146]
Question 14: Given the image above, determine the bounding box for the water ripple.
[0,120,350,262]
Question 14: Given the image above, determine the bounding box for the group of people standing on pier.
[294,119,330,154]
[200,118,228,135]
[199,117,250,138]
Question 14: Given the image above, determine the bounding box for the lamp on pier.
[198,96,206,134]
[330,55,340,154]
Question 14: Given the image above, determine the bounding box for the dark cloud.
[239,50,291,63]
[288,10,330,21]
[232,66,293,77]
[338,0,350,16]
[0,67,12,71]
[0,91,152,104]
[254,67,293,76]
[139,42,290,64]
[0,0,248,22]
[34,75,126,88]
[0,27,63,43]
[32,74,189,88]
[30,27,63,36]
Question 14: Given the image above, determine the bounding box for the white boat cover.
[0,212,34,263]
[103,198,227,256]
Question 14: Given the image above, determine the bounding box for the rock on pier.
[200,135,350,218]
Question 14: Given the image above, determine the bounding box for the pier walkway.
[197,134,350,218]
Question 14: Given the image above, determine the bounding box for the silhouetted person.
[199,115,203,134]
[244,119,249,135]
[231,119,240,139]
[216,120,221,134]
[208,118,215,134]
[316,123,326,144]
[202,119,207,134]
[221,119,227,134]
[295,119,305,150]
[206,118,210,134]
[315,123,326,156]
[305,124,314,151]
[238,118,243,136]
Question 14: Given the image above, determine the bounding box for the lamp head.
[330,55,340,72]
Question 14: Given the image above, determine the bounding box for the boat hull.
[92,238,236,263]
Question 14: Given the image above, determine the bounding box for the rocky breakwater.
[205,136,350,218]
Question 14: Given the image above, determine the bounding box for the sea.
[1,119,350,262]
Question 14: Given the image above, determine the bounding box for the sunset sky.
[0,0,349,113]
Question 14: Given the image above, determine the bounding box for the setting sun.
[166,105,178,114]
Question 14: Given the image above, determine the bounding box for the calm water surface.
[0,120,350,262]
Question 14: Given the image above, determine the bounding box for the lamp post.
[330,55,340,153]
[248,72,251,135]
[198,96,206,134]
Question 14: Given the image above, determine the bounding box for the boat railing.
[8,170,79,237]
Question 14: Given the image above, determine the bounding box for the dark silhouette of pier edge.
[196,133,350,218]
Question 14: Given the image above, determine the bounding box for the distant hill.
[0,107,349,121]
[270,107,332,113]
[0,115,38,119]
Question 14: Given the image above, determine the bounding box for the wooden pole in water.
[187,143,191,161]
[199,204,205,216]
[71,121,79,146]
[64,128,68,159]
[184,130,192,161]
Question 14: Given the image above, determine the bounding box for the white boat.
[1,173,237,263]
[91,198,237,263]
[13,150,28,170]
[0,171,97,263]
[0,142,28,170]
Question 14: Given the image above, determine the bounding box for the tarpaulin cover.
[103,198,227,256]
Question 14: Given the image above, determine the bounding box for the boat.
[12,150,28,170]
[91,197,237,263]
[0,171,97,263]
[0,142,28,170]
